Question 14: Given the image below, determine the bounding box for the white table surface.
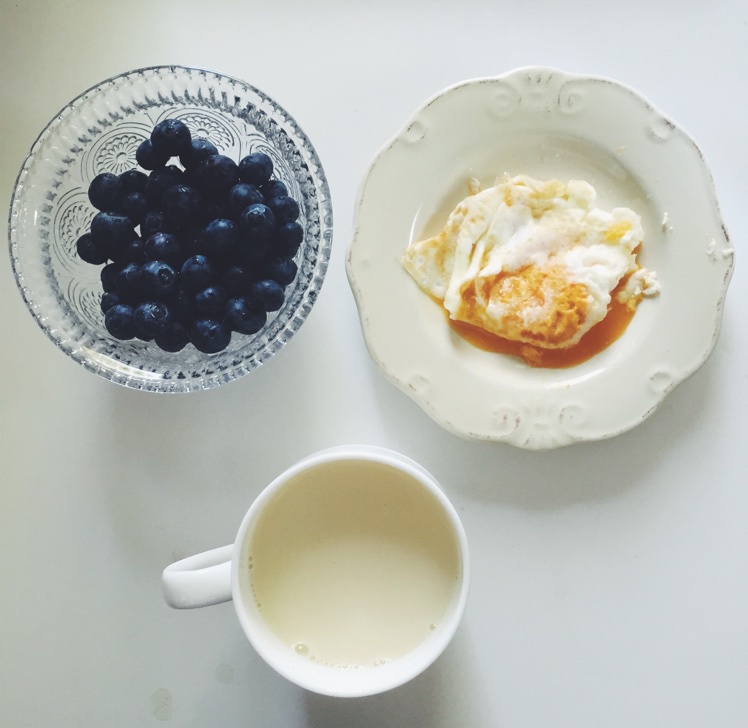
[2,2,747,726]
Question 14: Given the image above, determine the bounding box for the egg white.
[402,175,658,350]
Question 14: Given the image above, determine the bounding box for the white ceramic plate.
[347,67,735,450]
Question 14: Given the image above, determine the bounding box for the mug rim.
[230,444,470,697]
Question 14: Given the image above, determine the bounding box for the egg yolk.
[448,274,635,368]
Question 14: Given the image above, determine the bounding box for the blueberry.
[179,137,219,170]
[155,321,190,352]
[144,232,182,268]
[101,262,121,292]
[263,257,298,287]
[220,263,255,296]
[249,279,285,312]
[224,297,267,335]
[120,237,147,265]
[189,318,231,354]
[141,210,173,238]
[170,287,197,324]
[266,195,300,225]
[194,285,228,317]
[119,169,148,194]
[192,154,239,199]
[180,228,205,259]
[200,199,233,226]
[76,232,109,265]
[162,184,203,229]
[238,152,273,186]
[261,179,288,200]
[144,165,184,208]
[240,203,276,241]
[115,262,144,302]
[90,212,136,259]
[141,260,177,300]
[119,191,148,225]
[228,183,264,218]
[151,119,192,157]
[136,138,169,170]
[274,221,304,258]
[88,172,123,211]
[237,234,273,265]
[202,218,239,260]
[133,301,173,339]
[105,303,137,340]
[180,166,194,190]
[180,255,216,293]
[100,290,123,314]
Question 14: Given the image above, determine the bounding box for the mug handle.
[162,544,233,609]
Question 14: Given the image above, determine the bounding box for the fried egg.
[403,175,659,350]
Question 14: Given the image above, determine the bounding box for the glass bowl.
[8,65,333,393]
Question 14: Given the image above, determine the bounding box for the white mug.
[162,445,470,697]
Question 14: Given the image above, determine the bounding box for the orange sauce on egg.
[445,277,636,369]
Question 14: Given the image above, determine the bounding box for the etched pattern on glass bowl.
[9,65,333,392]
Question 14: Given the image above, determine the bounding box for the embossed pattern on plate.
[347,67,734,449]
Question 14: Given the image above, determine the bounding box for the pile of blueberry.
[75,118,304,354]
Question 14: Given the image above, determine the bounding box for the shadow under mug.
[162,445,470,697]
